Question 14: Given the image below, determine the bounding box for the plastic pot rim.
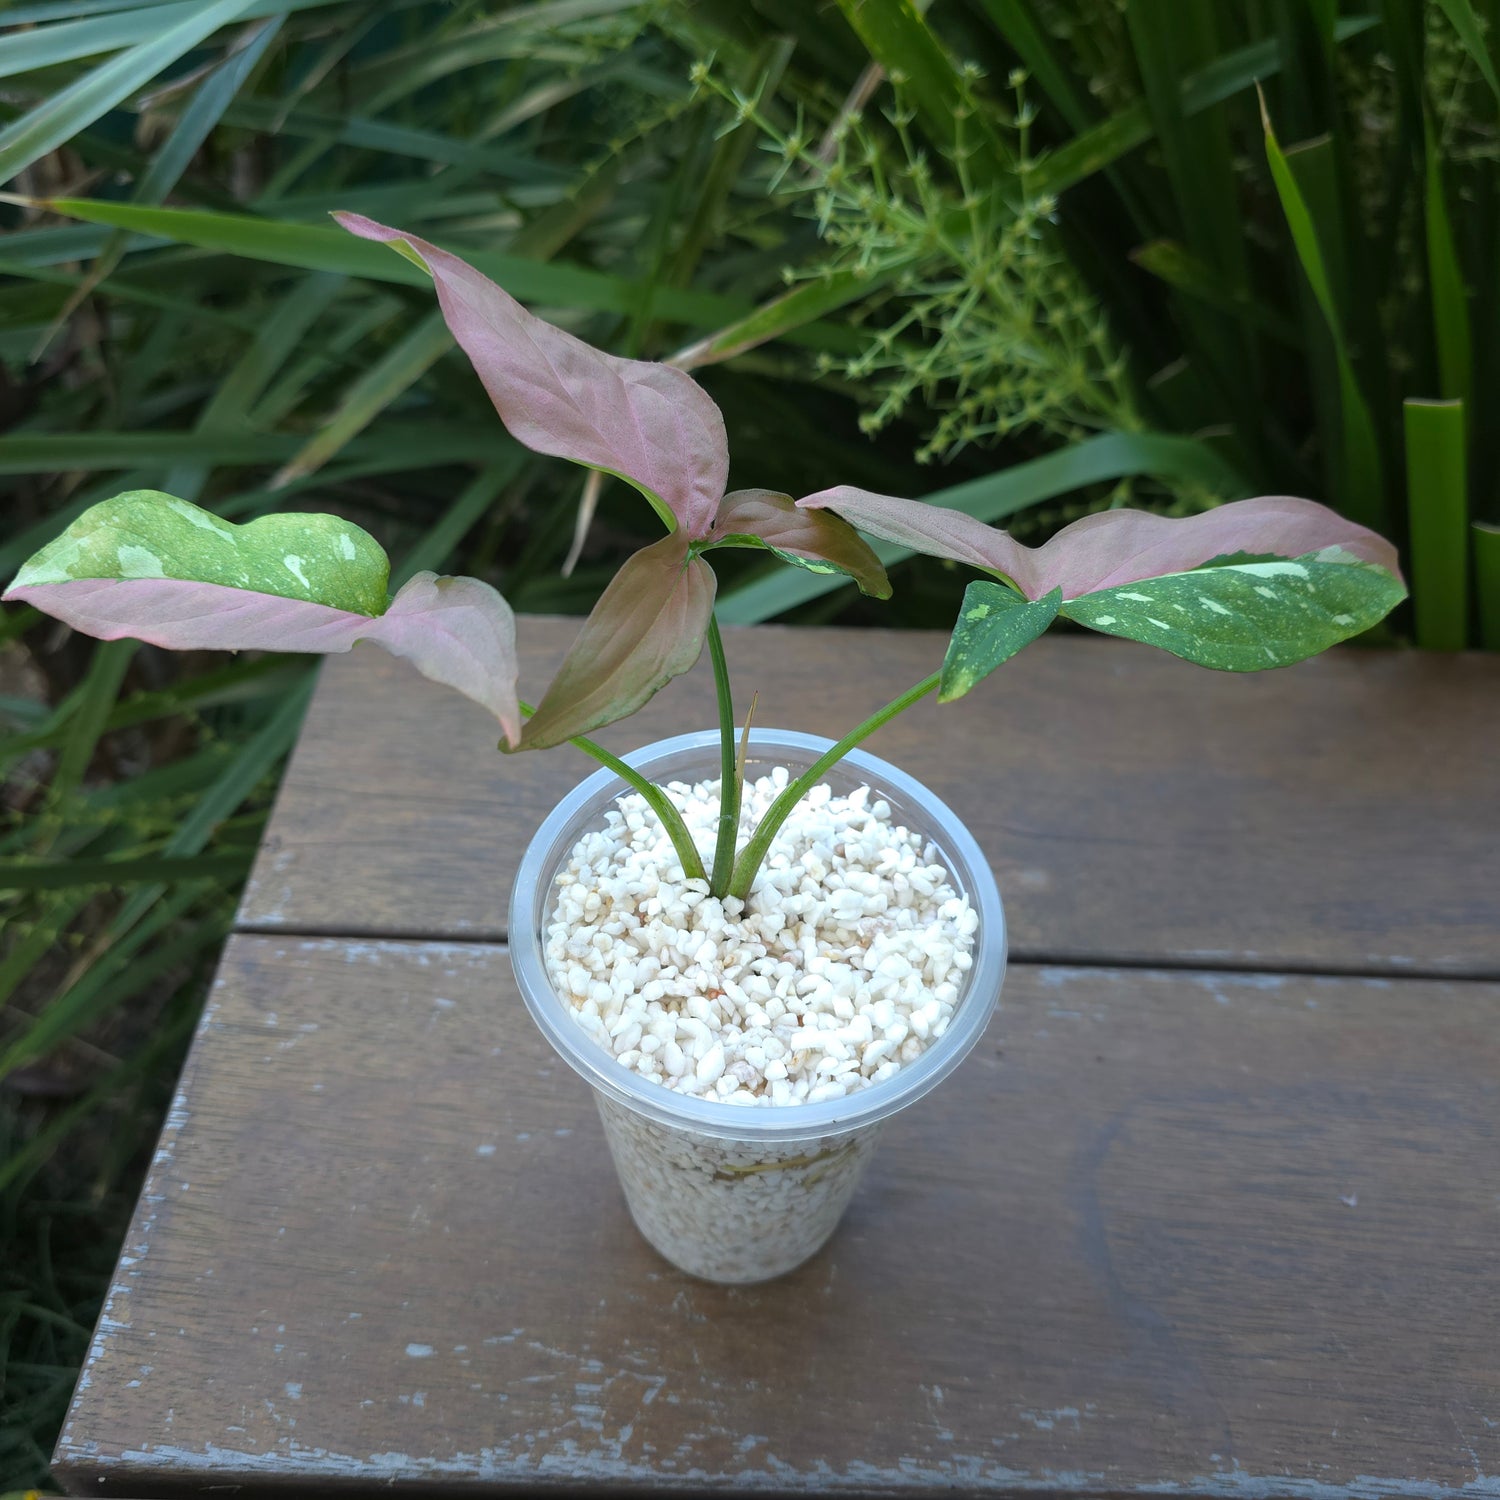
[508,728,1007,1145]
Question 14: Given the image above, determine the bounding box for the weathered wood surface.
[238,619,1500,976]
[54,936,1500,1499]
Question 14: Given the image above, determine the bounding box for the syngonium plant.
[4,214,1408,901]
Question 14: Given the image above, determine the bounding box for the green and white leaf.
[1059,551,1406,670]
[13,490,390,616]
[940,583,1061,702]
[708,533,857,579]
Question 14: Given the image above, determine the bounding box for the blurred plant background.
[1,0,1496,1487]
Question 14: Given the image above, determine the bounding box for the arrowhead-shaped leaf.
[361,573,521,739]
[519,534,715,750]
[5,571,521,744]
[702,489,890,598]
[1060,552,1407,669]
[798,489,1403,601]
[335,213,730,538]
[940,584,1061,702]
[12,489,390,615]
[4,492,521,742]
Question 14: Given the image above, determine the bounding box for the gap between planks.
[231,924,1500,985]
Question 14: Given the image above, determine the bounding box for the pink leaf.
[519,534,715,750]
[703,489,890,598]
[4,571,521,746]
[335,213,729,537]
[797,489,1404,599]
[364,573,520,746]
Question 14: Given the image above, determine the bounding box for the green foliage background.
[1,0,1495,1487]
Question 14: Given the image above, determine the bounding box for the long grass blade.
[222,100,570,183]
[350,0,651,104]
[0,0,335,79]
[0,424,513,474]
[4,657,295,757]
[38,15,289,350]
[0,884,221,1081]
[0,2,207,79]
[48,640,136,806]
[1404,398,1469,650]
[1131,240,1302,345]
[975,0,1095,132]
[161,672,314,862]
[0,854,250,892]
[0,0,258,183]
[2,0,188,24]
[1041,16,1378,197]
[1424,116,1472,407]
[1261,96,1385,529]
[0,895,91,1013]
[27,198,864,348]
[166,268,345,498]
[0,255,257,331]
[271,308,453,486]
[391,458,523,587]
[1474,523,1500,649]
[1433,0,1500,106]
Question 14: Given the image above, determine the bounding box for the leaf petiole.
[705,614,739,897]
[517,701,707,884]
[726,670,942,900]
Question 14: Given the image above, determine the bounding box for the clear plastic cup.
[509,730,1006,1284]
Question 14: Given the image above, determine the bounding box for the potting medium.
[544,768,978,1106]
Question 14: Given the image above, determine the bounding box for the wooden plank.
[55,936,1500,1497]
[238,620,1500,975]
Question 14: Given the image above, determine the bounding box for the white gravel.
[595,1095,883,1283]
[544,767,978,1107]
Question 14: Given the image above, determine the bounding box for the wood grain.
[238,620,1500,975]
[54,936,1500,1497]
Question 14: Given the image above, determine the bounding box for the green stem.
[726,671,941,900]
[705,615,740,897]
[517,701,706,883]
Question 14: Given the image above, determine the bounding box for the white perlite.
[544,766,981,1283]
[545,767,978,1107]
[596,1095,881,1283]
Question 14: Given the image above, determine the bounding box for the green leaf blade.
[1404,398,1470,651]
[1433,0,1500,106]
[1260,102,1385,531]
[1061,554,1408,671]
[940,583,1061,703]
[1474,523,1500,651]
[13,491,391,615]
[0,0,258,183]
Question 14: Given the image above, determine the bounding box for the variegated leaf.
[12,490,389,615]
[5,498,521,742]
[799,489,1403,601]
[940,584,1061,702]
[701,489,890,598]
[1060,552,1407,670]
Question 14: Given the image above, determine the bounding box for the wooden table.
[53,620,1500,1498]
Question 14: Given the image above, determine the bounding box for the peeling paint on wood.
[52,940,1500,1497]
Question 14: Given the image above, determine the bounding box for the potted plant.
[4,216,1406,1284]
